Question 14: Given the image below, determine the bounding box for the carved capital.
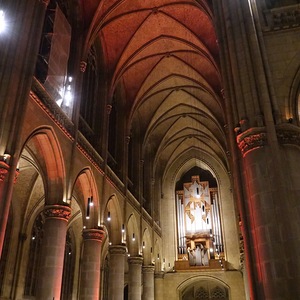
[276,125,300,146]
[82,228,105,242]
[109,245,127,255]
[128,256,143,265]
[154,271,165,279]
[80,61,87,73]
[142,265,155,273]
[0,162,9,182]
[236,128,267,157]
[43,205,71,221]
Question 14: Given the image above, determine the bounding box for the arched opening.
[175,166,224,270]
[179,278,229,300]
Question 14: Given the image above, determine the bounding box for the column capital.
[128,256,143,265]
[142,265,155,273]
[236,127,267,157]
[276,124,300,146]
[154,271,165,279]
[109,244,127,255]
[43,204,71,221]
[82,228,105,242]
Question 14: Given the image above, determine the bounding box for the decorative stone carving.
[264,5,300,31]
[30,80,75,138]
[239,232,245,270]
[125,135,131,144]
[107,104,112,115]
[43,205,71,221]
[80,61,87,73]
[142,265,155,273]
[236,128,267,157]
[109,244,127,255]
[276,127,300,146]
[0,162,9,182]
[128,256,143,265]
[82,228,105,242]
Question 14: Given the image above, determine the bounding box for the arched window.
[211,286,226,299]
[35,0,72,117]
[181,281,229,300]
[195,287,209,299]
[24,214,44,296]
[80,47,98,136]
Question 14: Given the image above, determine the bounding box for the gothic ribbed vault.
[82,0,227,178]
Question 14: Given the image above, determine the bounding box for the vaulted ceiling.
[82,0,228,179]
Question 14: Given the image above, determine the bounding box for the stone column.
[128,256,143,300]
[108,245,127,300]
[36,204,71,300]
[154,271,164,300]
[142,265,155,300]
[237,127,300,300]
[0,0,49,257]
[79,229,105,300]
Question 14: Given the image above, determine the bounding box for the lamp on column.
[86,198,91,219]
[132,233,135,241]
[121,223,125,232]
[142,241,145,249]
[107,211,111,221]
[0,10,6,34]
[0,154,10,163]
[89,196,94,206]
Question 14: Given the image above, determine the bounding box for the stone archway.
[179,278,229,300]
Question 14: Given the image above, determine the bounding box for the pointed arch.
[72,167,99,227]
[104,194,123,245]
[21,126,66,204]
[126,214,140,256]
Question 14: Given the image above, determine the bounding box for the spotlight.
[0,10,6,34]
